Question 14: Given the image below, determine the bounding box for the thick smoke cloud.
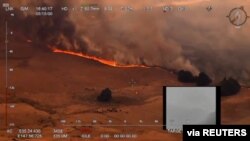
[69,0,250,84]
[2,0,87,51]
[69,0,200,74]
[2,0,250,84]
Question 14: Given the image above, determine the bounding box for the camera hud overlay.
[0,0,250,141]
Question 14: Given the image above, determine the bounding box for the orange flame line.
[51,48,148,68]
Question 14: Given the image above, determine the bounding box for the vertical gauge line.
[5,21,8,128]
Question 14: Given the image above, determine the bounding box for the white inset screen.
[166,87,216,131]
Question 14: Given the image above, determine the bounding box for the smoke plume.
[2,0,250,84]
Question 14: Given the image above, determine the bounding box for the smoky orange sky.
[2,0,250,84]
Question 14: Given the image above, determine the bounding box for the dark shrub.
[97,88,112,102]
[177,70,195,83]
[196,72,212,86]
[220,78,241,96]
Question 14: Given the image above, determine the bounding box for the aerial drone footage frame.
[0,0,250,141]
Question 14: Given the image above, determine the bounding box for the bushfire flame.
[51,48,148,68]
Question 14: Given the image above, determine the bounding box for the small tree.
[220,78,241,96]
[177,70,195,83]
[97,88,112,102]
[196,72,212,86]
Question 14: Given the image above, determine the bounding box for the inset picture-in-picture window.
[163,87,219,132]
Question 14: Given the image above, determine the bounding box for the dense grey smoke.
[69,0,199,74]
[2,0,250,84]
[2,0,87,52]
[69,0,250,84]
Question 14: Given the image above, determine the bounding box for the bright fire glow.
[27,39,32,43]
[51,48,148,68]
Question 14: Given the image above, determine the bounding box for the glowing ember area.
[51,48,148,68]
[26,39,32,43]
